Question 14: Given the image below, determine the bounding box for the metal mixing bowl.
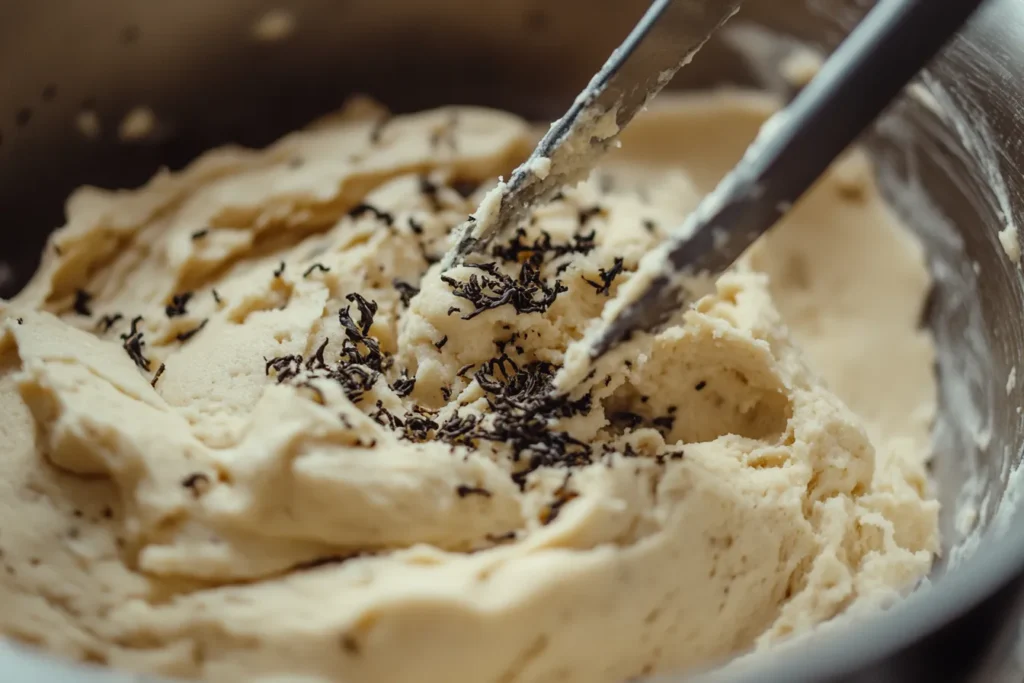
[1,0,1023,681]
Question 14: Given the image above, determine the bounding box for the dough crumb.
[118,106,157,142]
[779,48,823,88]
[251,9,297,42]
[529,156,552,179]
[75,109,101,139]
[999,225,1021,264]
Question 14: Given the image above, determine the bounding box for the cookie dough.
[0,91,938,682]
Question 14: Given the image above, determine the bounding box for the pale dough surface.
[0,92,937,682]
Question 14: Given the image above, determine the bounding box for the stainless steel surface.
[0,0,1022,681]
[581,0,988,364]
[442,0,741,269]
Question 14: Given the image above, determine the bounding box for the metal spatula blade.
[440,0,743,272]
[577,0,988,365]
